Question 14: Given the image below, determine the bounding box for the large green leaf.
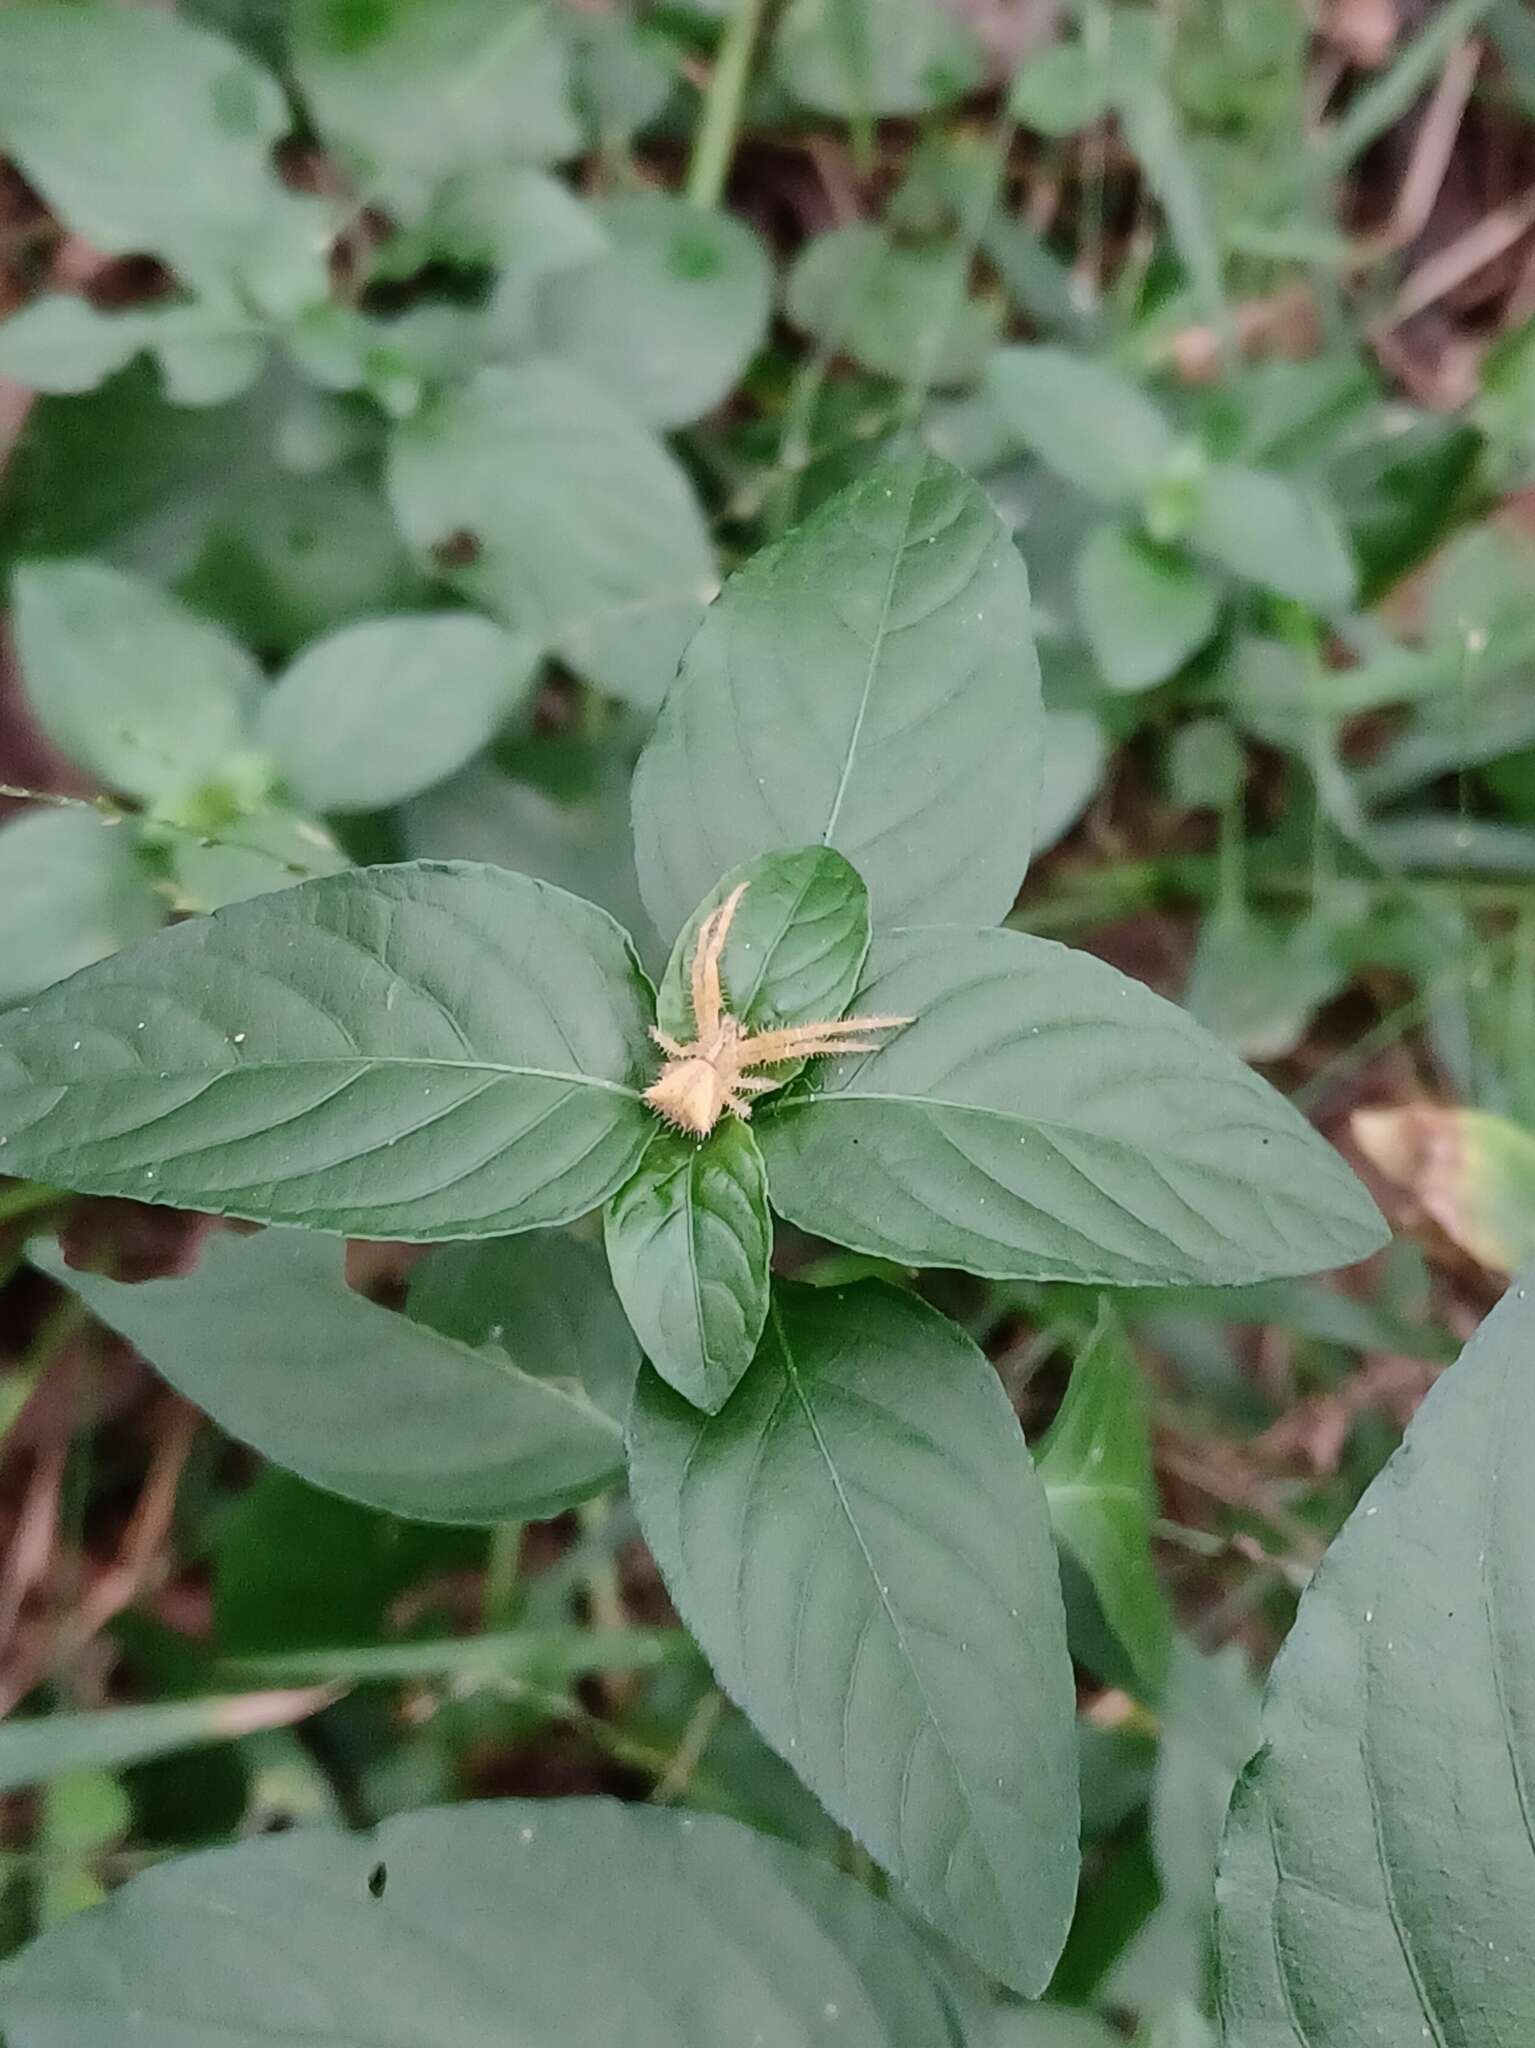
[0,810,164,1008]
[35,1229,625,1521]
[406,1229,640,1424]
[0,863,656,1238]
[0,1798,977,2048]
[605,1120,772,1412]
[655,846,871,1043]
[0,1,319,296]
[628,1280,1079,1994]
[986,349,1177,507]
[293,0,577,205]
[757,926,1388,1285]
[12,562,263,803]
[260,612,538,813]
[633,454,1042,941]
[1216,1270,1535,2045]
[389,363,715,709]
[535,194,772,428]
[1038,1314,1172,1696]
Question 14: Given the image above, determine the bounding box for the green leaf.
[1189,465,1356,609]
[0,1799,978,2048]
[0,811,164,1008]
[36,1228,625,1521]
[785,225,1001,388]
[12,562,263,803]
[655,846,871,1044]
[215,1471,457,1656]
[0,298,153,397]
[406,1229,640,1424]
[260,613,538,813]
[293,0,578,208]
[0,862,657,1239]
[389,362,715,709]
[1216,1268,1535,2044]
[1010,44,1118,135]
[560,5,674,144]
[774,0,986,115]
[0,1689,333,1796]
[628,1280,1079,1995]
[1075,524,1219,693]
[605,1121,772,1412]
[634,453,1042,940]
[160,805,350,912]
[756,926,1388,1285]
[1038,1315,1172,1695]
[0,2,321,298]
[987,349,1177,506]
[535,194,772,429]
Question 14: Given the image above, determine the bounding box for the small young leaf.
[1217,1270,1535,2043]
[774,0,986,115]
[0,1,314,294]
[535,194,772,428]
[0,1800,976,2048]
[0,863,656,1239]
[1034,710,1108,856]
[1075,523,1219,693]
[785,225,1000,388]
[160,806,349,912]
[986,348,1177,506]
[634,453,1041,940]
[628,1280,1080,1995]
[1037,1314,1172,1696]
[260,612,538,813]
[407,1230,640,1424]
[389,363,715,709]
[0,811,164,1008]
[35,1229,625,1522]
[12,562,263,803]
[605,1121,772,1412]
[1189,465,1355,609]
[757,926,1388,1285]
[293,0,578,203]
[1009,44,1118,135]
[655,846,871,1043]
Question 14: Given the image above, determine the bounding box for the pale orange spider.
[643,881,911,1137]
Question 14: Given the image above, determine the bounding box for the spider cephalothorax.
[643,881,911,1137]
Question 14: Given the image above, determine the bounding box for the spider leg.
[649,1025,688,1059]
[737,1015,913,1066]
[689,881,748,1041]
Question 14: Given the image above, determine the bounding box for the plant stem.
[0,1181,63,1227]
[482,1522,524,1634]
[687,0,768,210]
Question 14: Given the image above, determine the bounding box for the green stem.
[0,1181,63,1227]
[687,0,769,210]
[482,1522,524,1634]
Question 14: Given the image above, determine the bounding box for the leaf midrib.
[17,1053,642,1099]
[819,467,922,848]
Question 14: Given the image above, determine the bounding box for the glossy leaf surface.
[629,1280,1079,1994]
[758,927,1388,1285]
[0,863,656,1239]
[634,454,1041,940]
[36,1230,625,1521]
